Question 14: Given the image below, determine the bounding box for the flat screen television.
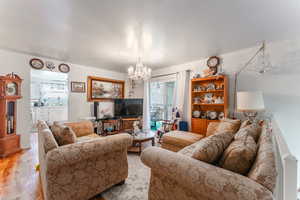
[114,98,143,118]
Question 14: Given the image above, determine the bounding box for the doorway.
[30,70,69,128]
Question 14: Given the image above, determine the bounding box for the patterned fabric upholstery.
[141,147,274,200]
[76,133,103,143]
[142,125,277,200]
[161,131,204,152]
[192,132,233,163]
[216,118,241,134]
[37,120,132,200]
[235,123,262,142]
[240,120,252,129]
[248,127,277,192]
[219,136,257,175]
[38,121,58,153]
[64,120,94,137]
[51,124,77,146]
[206,122,220,137]
[178,141,199,157]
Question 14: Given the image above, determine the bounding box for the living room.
[0,1,299,200]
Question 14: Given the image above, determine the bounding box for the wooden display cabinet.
[191,75,228,135]
[0,73,22,157]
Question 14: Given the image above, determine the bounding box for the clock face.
[6,82,18,96]
[207,56,220,68]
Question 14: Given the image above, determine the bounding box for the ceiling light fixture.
[128,57,152,80]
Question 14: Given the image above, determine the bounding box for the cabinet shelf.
[193,103,224,106]
[191,75,228,135]
[191,75,225,82]
[192,90,224,94]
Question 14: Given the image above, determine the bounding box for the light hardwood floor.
[0,133,105,200]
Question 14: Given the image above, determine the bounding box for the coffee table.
[128,131,155,154]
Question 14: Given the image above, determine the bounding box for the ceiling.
[0,0,300,72]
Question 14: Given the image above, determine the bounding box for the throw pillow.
[248,128,277,192]
[219,136,257,175]
[206,122,220,137]
[51,124,77,146]
[192,132,233,164]
[216,118,241,134]
[240,120,252,129]
[235,123,262,142]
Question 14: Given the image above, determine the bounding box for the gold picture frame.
[87,76,125,102]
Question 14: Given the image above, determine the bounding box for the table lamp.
[237,91,265,121]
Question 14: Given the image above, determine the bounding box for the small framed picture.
[71,82,86,93]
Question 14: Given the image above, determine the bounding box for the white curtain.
[143,79,150,131]
[174,70,191,126]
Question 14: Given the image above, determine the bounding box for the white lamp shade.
[237,91,265,112]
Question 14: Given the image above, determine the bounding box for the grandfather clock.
[0,73,22,157]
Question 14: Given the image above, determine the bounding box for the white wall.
[124,79,144,99]
[153,38,300,185]
[0,49,127,149]
[68,64,126,122]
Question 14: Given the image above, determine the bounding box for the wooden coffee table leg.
[152,138,155,146]
[139,142,142,154]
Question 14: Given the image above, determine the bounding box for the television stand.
[97,117,142,135]
[121,118,142,133]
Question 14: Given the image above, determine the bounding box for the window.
[150,78,176,130]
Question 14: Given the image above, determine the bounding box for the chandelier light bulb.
[128,57,152,80]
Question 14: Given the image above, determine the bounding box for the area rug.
[101,153,150,200]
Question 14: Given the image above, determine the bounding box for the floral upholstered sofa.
[37,120,132,200]
[141,121,277,200]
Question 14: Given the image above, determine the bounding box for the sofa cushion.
[178,141,199,157]
[219,136,257,175]
[248,128,277,192]
[216,118,241,134]
[235,123,262,142]
[162,131,204,148]
[77,133,102,143]
[206,122,220,137]
[192,132,233,164]
[161,143,184,152]
[64,120,94,137]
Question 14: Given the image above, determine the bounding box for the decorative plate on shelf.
[207,111,218,120]
[193,110,201,118]
[29,58,44,70]
[218,112,225,120]
[58,63,70,73]
[206,83,215,91]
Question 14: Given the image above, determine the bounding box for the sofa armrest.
[46,133,132,170]
[141,147,273,200]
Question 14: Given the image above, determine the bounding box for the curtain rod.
[151,69,191,79]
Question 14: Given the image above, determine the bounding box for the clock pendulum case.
[0,73,23,157]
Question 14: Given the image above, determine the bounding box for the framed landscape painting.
[87,76,125,101]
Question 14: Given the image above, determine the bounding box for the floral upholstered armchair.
[37,121,132,200]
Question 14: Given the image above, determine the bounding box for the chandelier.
[128,57,152,80]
